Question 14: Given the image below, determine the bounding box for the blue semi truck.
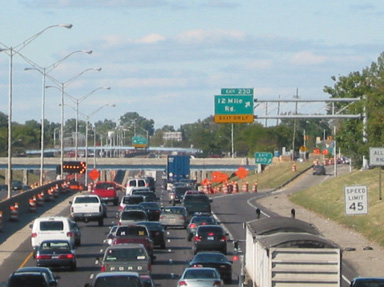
[166,155,191,190]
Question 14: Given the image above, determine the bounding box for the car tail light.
[213,280,222,286]
[58,254,75,259]
[67,232,73,238]
[36,254,52,259]
[119,206,123,211]
[189,223,197,228]
[220,235,227,242]
[179,216,185,220]
[193,235,201,242]
[118,222,122,226]
[202,222,207,225]
[179,280,188,286]
[192,264,203,267]
[101,265,106,272]
[160,215,165,219]
[31,233,37,238]
[208,232,214,236]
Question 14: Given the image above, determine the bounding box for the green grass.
[289,168,384,247]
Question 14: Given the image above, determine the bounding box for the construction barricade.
[10,203,19,221]
[232,182,238,193]
[252,182,258,193]
[242,182,249,192]
[47,188,54,201]
[37,192,44,207]
[223,182,229,194]
[29,196,37,213]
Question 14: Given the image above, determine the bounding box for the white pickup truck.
[70,194,106,226]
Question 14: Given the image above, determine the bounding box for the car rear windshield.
[162,208,185,214]
[94,276,141,287]
[95,183,115,189]
[116,226,148,237]
[105,248,147,261]
[74,196,99,203]
[129,180,146,187]
[40,221,64,231]
[184,195,210,203]
[8,274,48,287]
[121,211,147,221]
[198,226,224,235]
[123,196,144,204]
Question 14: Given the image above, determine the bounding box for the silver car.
[159,206,187,229]
[177,267,223,287]
[118,210,148,226]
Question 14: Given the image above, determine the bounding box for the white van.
[126,178,147,195]
[30,216,77,253]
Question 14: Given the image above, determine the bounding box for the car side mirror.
[69,201,72,204]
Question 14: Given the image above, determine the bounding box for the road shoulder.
[257,191,384,277]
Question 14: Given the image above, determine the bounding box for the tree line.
[2,52,384,167]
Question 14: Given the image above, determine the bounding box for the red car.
[92,181,119,206]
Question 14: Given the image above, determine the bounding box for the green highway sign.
[221,88,254,95]
[132,136,148,147]
[214,95,254,124]
[255,152,273,165]
[215,95,253,114]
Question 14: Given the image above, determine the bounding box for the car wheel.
[187,234,192,241]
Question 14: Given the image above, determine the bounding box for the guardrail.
[0,180,64,222]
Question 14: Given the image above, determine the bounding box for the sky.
[0,1,383,130]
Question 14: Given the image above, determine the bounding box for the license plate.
[208,236,214,240]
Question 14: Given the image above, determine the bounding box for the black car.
[193,225,227,254]
[187,214,218,241]
[133,191,157,202]
[137,221,166,249]
[350,277,384,286]
[169,186,191,203]
[145,176,156,192]
[189,251,233,284]
[313,164,326,175]
[7,271,52,287]
[139,202,162,221]
[15,267,60,287]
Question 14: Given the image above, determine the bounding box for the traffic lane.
[156,189,242,286]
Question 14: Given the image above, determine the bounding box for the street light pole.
[0,23,72,198]
[46,67,102,180]
[66,86,111,160]
[24,50,92,185]
[84,104,115,187]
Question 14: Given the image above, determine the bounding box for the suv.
[85,272,142,287]
[30,216,78,254]
[100,244,152,274]
[92,181,119,206]
[193,225,227,254]
[7,271,51,287]
[145,176,156,192]
[183,194,212,218]
[126,178,147,195]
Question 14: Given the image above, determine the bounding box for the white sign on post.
[344,185,368,215]
[369,147,384,166]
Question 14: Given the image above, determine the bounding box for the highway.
[0,165,356,287]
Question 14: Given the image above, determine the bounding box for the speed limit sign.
[344,185,368,215]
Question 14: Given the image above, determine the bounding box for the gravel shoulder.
[257,186,384,278]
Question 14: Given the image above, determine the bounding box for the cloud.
[175,29,246,45]
[291,51,327,65]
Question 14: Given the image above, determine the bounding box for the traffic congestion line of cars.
[4,176,238,287]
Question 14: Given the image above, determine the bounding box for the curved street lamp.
[66,86,111,160]
[24,50,92,185]
[45,67,102,177]
[0,23,72,198]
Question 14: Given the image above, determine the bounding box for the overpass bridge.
[0,157,255,171]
